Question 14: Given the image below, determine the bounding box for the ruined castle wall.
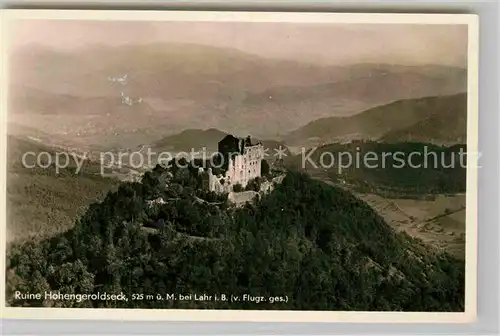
[200,142,264,193]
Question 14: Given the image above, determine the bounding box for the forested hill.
[6,135,119,242]
[283,93,466,147]
[285,141,466,198]
[6,165,464,311]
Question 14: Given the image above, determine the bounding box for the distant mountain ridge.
[10,43,467,143]
[284,140,466,198]
[379,94,467,145]
[283,93,467,147]
[11,43,467,100]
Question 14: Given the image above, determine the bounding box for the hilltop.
[6,165,464,311]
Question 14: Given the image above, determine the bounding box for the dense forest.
[6,135,119,242]
[285,141,466,198]
[6,161,465,311]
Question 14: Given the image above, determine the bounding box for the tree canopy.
[6,164,464,311]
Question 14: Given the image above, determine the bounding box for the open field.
[357,193,465,259]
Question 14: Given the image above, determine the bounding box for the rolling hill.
[6,135,119,243]
[283,93,467,148]
[379,94,467,145]
[284,141,466,198]
[10,43,467,142]
[10,43,350,100]
[11,44,466,101]
[244,67,465,110]
[6,168,464,311]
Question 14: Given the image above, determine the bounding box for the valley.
[359,194,466,259]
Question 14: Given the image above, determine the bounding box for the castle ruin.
[199,135,264,193]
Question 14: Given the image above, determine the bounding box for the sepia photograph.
[0,10,478,322]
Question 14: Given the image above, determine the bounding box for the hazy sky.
[10,20,468,67]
